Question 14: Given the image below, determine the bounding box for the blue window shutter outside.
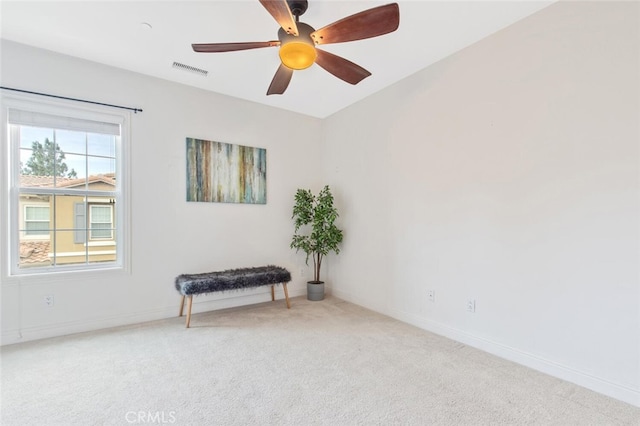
[74,202,86,244]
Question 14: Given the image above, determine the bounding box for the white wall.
[322,1,639,406]
[1,40,323,343]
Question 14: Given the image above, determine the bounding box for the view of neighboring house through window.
[24,205,50,236]
[90,204,113,239]
[6,102,126,274]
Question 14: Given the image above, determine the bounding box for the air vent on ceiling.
[172,61,208,77]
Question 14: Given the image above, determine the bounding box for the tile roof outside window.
[19,241,51,267]
[19,173,116,188]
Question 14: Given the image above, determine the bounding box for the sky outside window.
[19,126,116,179]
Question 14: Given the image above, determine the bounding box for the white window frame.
[1,92,131,276]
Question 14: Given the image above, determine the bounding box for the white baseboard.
[331,289,640,408]
[1,285,306,346]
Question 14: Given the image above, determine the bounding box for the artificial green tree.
[291,185,343,282]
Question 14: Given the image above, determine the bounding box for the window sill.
[85,241,116,247]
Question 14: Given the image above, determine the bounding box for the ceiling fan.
[192,0,400,95]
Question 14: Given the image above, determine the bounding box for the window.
[3,95,129,274]
[24,205,50,236]
[89,204,113,240]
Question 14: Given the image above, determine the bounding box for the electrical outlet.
[466,299,475,313]
[427,290,435,302]
[44,294,54,307]
[300,268,305,277]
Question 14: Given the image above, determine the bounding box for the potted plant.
[291,185,343,301]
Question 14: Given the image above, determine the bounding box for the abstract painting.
[186,137,266,204]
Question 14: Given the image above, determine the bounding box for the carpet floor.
[1,296,638,425]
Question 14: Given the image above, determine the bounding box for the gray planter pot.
[307,281,325,301]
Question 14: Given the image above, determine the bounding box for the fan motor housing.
[278,22,315,44]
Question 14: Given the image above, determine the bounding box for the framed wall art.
[186,137,266,204]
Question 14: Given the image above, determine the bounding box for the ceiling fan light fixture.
[277,22,316,70]
[279,42,316,70]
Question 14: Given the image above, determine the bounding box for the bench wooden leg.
[283,283,291,309]
[186,295,193,328]
[179,295,185,317]
[271,285,275,302]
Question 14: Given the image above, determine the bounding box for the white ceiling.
[1,1,554,118]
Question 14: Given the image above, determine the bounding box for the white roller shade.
[8,109,120,136]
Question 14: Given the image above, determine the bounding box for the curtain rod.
[0,86,143,113]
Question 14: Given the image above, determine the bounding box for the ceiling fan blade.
[315,49,371,85]
[311,3,399,46]
[192,41,280,53]
[259,0,299,36]
[267,64,294,95]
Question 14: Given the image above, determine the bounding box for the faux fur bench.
[175,265,292,328]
